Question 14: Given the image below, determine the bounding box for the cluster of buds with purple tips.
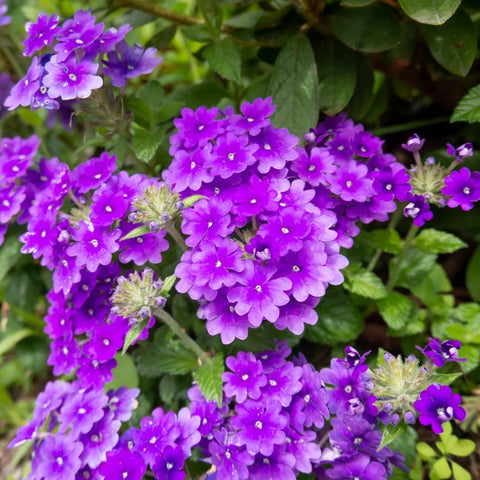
[3,9,162,111]
[111,268,167,323]
[401,134,480,225]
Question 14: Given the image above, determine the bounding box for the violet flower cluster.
[162,101,410,342]
[401,135,480,226]
[4,9,162,111]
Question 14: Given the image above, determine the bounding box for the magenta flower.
[3,56,42,110]
[24,13,60,56]
[442,167,480,211]
[416,338,466,367]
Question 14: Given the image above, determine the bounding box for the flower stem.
[153,307,210,366]
[165,224,188,252]
[372,116,450,136]
[386,223,419,290]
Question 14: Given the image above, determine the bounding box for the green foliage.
[399,0,461,25]
[203,38,242,83]
[377,292,417,330]
[343,264,387,299]
[365,228,404,254]
[466,244,480,301]
[451,84,480,123]
[414,228,467,254]
[192,354,224,406]
[268,34,320,138]
[380,422,407,449]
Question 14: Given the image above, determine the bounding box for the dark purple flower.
[403,193,433,226]
[401,134,425,153]
[416,338,466,367]
[234,96,275,136]
[24,13,60,56]
[327,453,386,480]
[71,151,117,193]
[98,448,146,480]
[414,384,466,434]
[446,142,473,161]
[152,445,186,480]
[103,40,162,87]
[442,167,480,211]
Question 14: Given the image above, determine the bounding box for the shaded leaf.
[314,38,357,115]
[451,84,480,123]
[0,329,38,358]
[198,0,222,32]
[389,247,437,289]
[146,24,177,49]
[365,228,403,254]
[168,80,229,109]
[0,233,21,283]
[346,54,374,119]
[421,9,476,76]
[126,97,154,130]
[203,38,242,83]
[466,244,480,301]
[377,292,415,330]
[331,5,401,52]
[399,0,461,25]
[106,353,139,390]
[193,354,224,405]
[268,34,319,138]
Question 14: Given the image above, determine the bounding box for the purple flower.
[152,445,186,480]
[442,167,480,211]
[3,57,42,110]
[98,448,146,480]
[103,40,162,87]
[43,55,103,100]
[446,142,473,161]
[24,13,60,56]
[326,160,373,202]
[403,193,433,226]
[401,133,425,153]
[416,338,466,367]
[327,453,386,480]
[414,384,466,434]
[0,0,10,26]
[71,151,117,193]
[234,96,275,136]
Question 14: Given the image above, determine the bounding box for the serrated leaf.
[377,292,415,330]
[138,80,166,112]
[432,457,451,479]
[120,225,150,241]
[193,354,224,406]
[123,319,149,354]
[466,244,480,300]
[134,340,198,376]
[344,266,387,299]
[389,247,437,289]
[314,38,357,115]
[399,0,461,25]
[379,422,407,449]
[126,97,154,130]
[366,229,403,254]
[198,0,222,32]
[421,9,476,76]
[306,288,363,344]
[451,461,472,480]
[331,5,401,53]
[451,84,480,123]
[203,38,242,83]
[268,34,319,138]
[414,228,466,254]
[416,441,438,459]
[132,128,162,162]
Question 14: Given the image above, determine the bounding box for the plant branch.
[153,307,210,366]
[111,0,203,26]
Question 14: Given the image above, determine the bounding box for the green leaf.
[203,38,242,83]
[168,80,229,109]
[331,5,401,52]
[159,274,177,297]
[412,264,452,308]
[343,265,387,299]
[268,34,319,138]
[0,329,38,358]
[306,288,364,344]
[132,128,162,162]
[451,84,480,123]
[399,0,461,25]
[466,244,480,300]
[198,0,222,32]
[122,319,150,354]
[365,228,403,254]
[181,24,215,43]
[431,457,451,479]
[126,97,154,130]
[389,247,437,289]
[414,228,467,254]
[456,344,480,373]
[416,441,438,459]
[134,339,198,376]
[430,372,462,385]
[0,233,21,283]
[451,461,472,480]
[346,54,374,119]
[341,0,375,5]
[138,80,166,112]
[313,38,356,115]
[379,422,407,449]
[193,354,224,406]
[105,353,139,390]
[146,24,177,50]
[421,9,476,76]
[120,225,150,241]
[183,194,206,208]
[445,438,476,457]
[377,292,415,330]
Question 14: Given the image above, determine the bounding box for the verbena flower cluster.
[3,9,162,110]
[401,135,480,226]
[161,102,415,342]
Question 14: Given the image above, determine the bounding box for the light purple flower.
[24,13,60,56]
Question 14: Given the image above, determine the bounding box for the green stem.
[0,38,24,77]
[386,223,419,290]
[153,307,210,366]
[111,0,203,26]
[166,224,188,252]
[371,116,450,136]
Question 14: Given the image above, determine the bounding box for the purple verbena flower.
[401,133,425,153]
[442,167,480,211]
[446,142,473,161]
[416,338,466,367]
[24,13,60,56]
